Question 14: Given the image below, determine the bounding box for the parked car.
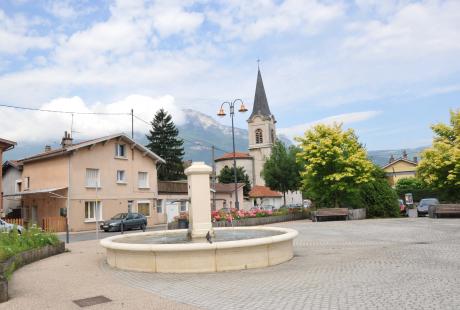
[100,213,147,232]
[0,219,24,234]
[399,199,406,215]
[417,198,439,217]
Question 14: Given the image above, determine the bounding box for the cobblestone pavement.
[102,218,460,310]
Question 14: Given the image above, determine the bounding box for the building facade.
[6,133,165,231]
[215,68,303,207]
[0,138,16,214]
[382,152,418,187]
[1,160,22,217]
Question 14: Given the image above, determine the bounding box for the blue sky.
[0,0,459,150]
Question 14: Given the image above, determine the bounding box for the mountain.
[2,108,427,167]
[368,146,428,167]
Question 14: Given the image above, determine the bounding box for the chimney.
[389,155,395,163]
[413,156,418,163]
[44,145,51,152]
[402,150,408,159]
[61,131,73,148]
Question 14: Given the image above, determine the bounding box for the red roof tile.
[215,152,253,161]
[249,185,282,198]
[213,183,245,193]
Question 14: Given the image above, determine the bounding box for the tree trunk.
[283,192,286,207]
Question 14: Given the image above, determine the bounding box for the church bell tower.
[247,67,276,186]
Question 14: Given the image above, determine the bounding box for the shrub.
[0,225,59,262]
[359,169,400,218]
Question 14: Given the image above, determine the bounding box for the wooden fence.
[42,217,67,232]
[1,218,24,227]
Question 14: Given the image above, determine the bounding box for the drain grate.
[73,295,112,307]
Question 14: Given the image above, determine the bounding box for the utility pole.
[211,145,216,211]
[131,109,134,139]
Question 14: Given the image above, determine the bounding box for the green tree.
[146,108,185,181]
[417,109,460,201]
[262,141,301,206]
[296,123,375,208]
[394,177,438,202]
[359,167,400,218]
[217,166,251,196]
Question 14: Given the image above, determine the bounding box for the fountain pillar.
[185,162,213,239]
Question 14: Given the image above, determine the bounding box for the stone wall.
[348,208,366,220]
[0,242,65,302]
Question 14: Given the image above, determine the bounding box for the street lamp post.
[217,99,248,210]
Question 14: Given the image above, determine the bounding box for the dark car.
[417,198,439,217]
[100,213,147,232]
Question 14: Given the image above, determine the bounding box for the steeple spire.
[249,67,272,119]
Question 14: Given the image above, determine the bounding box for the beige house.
[6,132,165,231]
[0,137,16,214]
[382,152,418,187]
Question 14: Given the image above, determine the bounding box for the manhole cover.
[73,295,112,307]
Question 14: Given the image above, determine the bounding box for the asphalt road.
[58,224,168,243]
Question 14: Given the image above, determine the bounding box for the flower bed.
[168,208,309,230]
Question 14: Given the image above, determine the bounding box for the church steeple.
[249,68,272,120]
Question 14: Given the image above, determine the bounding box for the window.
[15,180,22,193]
[138,202,150,217]
[24,177,30,190]
[271,129,275,143]
[128,200,133,213]
[85,201,101,221]
[86,168,100,188]
[156,200,163,213]
[115,144,126,157]
[138,172,149,188]
[255,129,263,144]
[116,170,126,183]
[180,201,187,212]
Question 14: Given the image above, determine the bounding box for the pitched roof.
[213,183,245,193]
[249,68,272,119]
[215,152,253,162]
[19,133,165,164]
[249,185,282,198]
[0,138,16,151]
[382,157,418,169]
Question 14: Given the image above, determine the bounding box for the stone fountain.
[100,162,298,273]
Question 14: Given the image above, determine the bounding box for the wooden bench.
[430,204,460,218]
[313,208,349,222]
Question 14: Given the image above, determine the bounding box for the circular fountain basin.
[100,227,298,273]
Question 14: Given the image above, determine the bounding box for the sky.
[0,0,459,151]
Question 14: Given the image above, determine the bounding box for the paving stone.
[102,218,460,310]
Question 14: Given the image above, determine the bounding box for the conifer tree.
[146,108,185,181]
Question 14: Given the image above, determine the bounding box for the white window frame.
[24,177,30,190]
[138,171,149,189]
[84,201,102,222]
[180,201,187,212]
[115,143,127,158]
[86,168,100,188]
[116,170,126,184]
[156,200,163,213]
[137,201,151,217]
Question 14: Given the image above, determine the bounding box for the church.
[214,68,303,209]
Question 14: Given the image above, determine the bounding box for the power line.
[133,114,231,154]
[0,103,130,115]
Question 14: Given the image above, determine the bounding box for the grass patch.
[0,225,60,262]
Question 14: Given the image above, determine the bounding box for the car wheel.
[140,224,146,231]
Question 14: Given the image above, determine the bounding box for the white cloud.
[0,10,52,54]
[0,94,185,143]
[278,110,382,140]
